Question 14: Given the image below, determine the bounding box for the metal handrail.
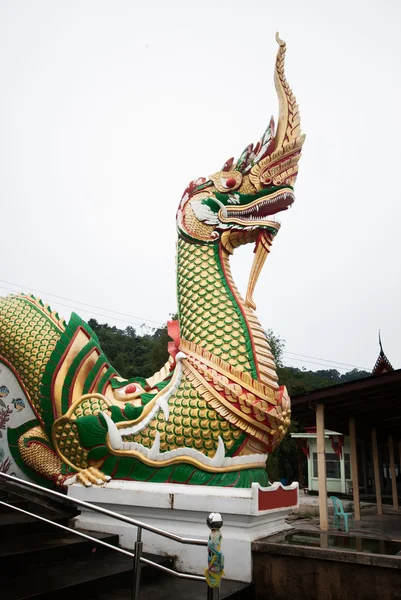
[0,499,204,582]
[0,472,221,599]
[0,472,207,545]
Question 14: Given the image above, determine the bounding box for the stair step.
[0,529,119,572]
[0,489,30,505]
[3,550,172,600]
[0,498,30,513]
[95,574,253,600]
[0,505,75,538]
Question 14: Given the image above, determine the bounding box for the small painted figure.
[0,386,9,407]
[11,398,25,412]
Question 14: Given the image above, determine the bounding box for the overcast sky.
[1,0,400,374]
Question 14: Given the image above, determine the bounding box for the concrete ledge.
[252,539,401,569]
[252,538,401,600]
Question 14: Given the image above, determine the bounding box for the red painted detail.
[0,355,43,427]
[187,354,272,432]
[125,384,137,395]
[222,157,235,172]
[258,486,298,511]
[225,177,237,189]
[101,375,116,396]
[180,177,207,201]
[167,320,181,360]
[331,435,344,459]
[298,438,309,458]
[304,427,316,434]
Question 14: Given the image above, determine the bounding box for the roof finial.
[372,330,393,375]
[378,329,384,355]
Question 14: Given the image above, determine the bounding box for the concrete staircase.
[0,490,252,600]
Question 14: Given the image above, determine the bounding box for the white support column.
[388,435,399,510]
[372,428,383,515]
[349,417,361,521]
[316,403,328,531]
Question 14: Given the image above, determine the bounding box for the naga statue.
[0,34,304,489]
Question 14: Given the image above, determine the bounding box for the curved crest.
[274,32,302,150]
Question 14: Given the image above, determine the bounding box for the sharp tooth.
[148,431,160,459]
[210,437,225,467]
[102,412,123,450]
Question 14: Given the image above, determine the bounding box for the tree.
[265,329,285,367]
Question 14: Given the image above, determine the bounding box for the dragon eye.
[125,384,137,394]
[225,177,237,189]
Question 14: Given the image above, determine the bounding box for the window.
[312,452,341,479]
[344,453,351,479]
[326,453,341,478]
[313,453,318,478]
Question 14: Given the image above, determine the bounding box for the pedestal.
[68,480,298,582]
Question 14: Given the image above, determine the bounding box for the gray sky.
[1,0,400,374]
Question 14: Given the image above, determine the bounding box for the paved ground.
[288,505,401,541]
[294,493,375,516]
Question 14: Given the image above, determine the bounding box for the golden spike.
[274,32,302,150]
[245,232,272,310]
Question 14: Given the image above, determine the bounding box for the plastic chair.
[330,496,353,532]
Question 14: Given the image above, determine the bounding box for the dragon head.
[177,33,305,309]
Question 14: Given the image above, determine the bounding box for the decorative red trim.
[0,355,43,427]
[258,486,298,511]
[218,244,260,379]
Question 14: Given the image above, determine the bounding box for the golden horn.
[274,32,301,150]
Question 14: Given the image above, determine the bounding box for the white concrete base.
[68,480,298,582]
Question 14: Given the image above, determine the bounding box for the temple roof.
[372,331,394,376]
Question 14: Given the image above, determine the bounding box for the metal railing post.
[207,584,220,600]
[131,526,143,600]
[205,513,223,600]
